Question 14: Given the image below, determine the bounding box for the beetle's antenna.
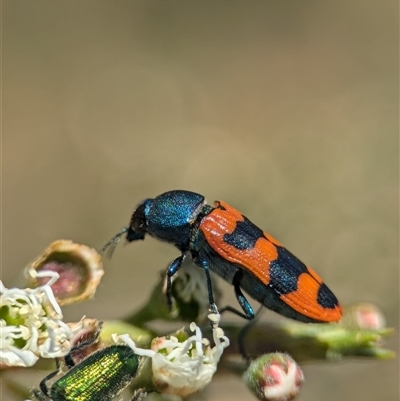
[100,227,129,256]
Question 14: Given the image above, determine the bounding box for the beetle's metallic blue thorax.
[129,190,206,251]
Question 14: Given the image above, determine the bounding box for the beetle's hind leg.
[231,269,255,319]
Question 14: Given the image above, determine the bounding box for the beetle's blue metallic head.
[127,190,205,250]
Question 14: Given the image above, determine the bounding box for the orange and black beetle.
[102,190,342,323]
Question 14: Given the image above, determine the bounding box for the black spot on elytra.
[223,217,264,250]
[317,282,339,309]
[269,246,308,294]
[270,246,339,309]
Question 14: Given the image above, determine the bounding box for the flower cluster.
[1,270,73,367]
[3,238,393,401]
[115,313,230,397]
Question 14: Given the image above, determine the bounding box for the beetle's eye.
[130,199,152,233]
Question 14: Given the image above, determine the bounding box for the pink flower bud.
[341,303,386,330]
[243,353,304,401]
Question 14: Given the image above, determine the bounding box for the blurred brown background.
[2,1,399,401]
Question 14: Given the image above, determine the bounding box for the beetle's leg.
[195,258,218,315]
[217,269,255,318]
[166,254,186,310]
[221,271,262,360]
[218,305,249,319]
[130,388,148,401]
[31,388,51,401]
[231,269,255,319]
[39,368,61,397]
[237,305,264,361]
[36,342,69,396]
[217,270,255,319]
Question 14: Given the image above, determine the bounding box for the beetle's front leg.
[166,253,186,310]
[194,258,218,315]
[38,368,61,399]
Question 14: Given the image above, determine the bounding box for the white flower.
[115,314,230,397]
[0,270,76,367]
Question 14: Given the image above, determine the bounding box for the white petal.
[0,347,39,367]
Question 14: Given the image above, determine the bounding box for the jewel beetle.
[101,190,342,323]
[32,332,144,401]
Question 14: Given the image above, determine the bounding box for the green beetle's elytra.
[32,345,143,401]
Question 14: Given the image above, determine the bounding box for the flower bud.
[243,353,304,401]
[341,303,386,330]
[25,240,104,305]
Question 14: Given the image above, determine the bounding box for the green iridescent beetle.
[31,344,145,401]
